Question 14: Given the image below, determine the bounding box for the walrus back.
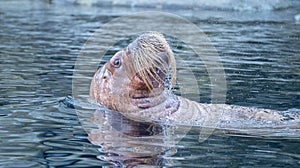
[170,97,300,130]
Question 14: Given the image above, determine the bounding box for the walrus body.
[90,32,299,131]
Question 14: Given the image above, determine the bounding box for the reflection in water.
[84,104,193,167]
[89,107,169,167]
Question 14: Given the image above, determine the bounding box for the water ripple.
[0,0,299,167]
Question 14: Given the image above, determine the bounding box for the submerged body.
[90,32,299,131]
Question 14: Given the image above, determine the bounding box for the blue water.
[0,0,300,167]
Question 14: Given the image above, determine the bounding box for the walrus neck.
[129,88,165,108]
[125,89,180,122]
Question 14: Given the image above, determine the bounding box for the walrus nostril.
[100,68,112,80]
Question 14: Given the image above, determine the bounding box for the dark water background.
[0,0,300,167]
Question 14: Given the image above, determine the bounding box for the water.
[1,0,300,167]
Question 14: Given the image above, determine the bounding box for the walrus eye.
[113,58,121,68]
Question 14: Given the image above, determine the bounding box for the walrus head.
[90,32,177,113]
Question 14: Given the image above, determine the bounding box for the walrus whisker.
[127,31,176,91]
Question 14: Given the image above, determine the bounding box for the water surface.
[0,0,300,167]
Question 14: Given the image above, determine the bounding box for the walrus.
[90,31,300,131]
[87,31,300,167]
